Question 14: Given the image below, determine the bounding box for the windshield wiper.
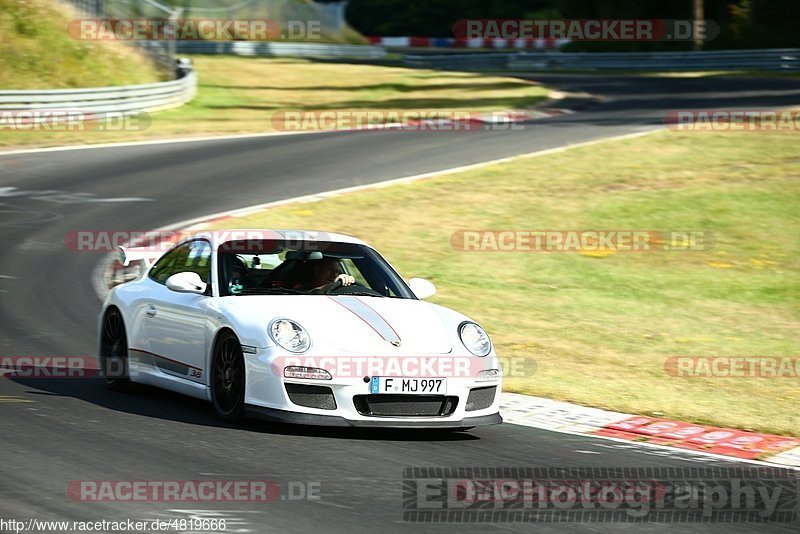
[238,287,307,295]
[341,291,385,297]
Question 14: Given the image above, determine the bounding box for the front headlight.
[270,319,311,353]
[459,322,492,357]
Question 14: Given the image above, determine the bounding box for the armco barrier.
[0,69,197,115]
[174,41,387,59]
[405,53,512,71]
[367,36,570,50]
[406,48,800,72]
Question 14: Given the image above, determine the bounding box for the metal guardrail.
[405,53,510,71]
[406,49,800,72]
[174,41,387,59]
[0,68,197,115]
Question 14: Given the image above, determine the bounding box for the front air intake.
[465,386,496,412]
[353,395,458,417]
[285,383,337,410]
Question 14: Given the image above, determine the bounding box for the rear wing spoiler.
[119,246,163,267]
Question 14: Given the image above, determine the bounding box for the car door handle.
[145,304,157,318]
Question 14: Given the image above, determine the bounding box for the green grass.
[0,0,163,89]
[0,56,550,148]
[213,131,799,436]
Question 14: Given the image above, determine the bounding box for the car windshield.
[217,239,415,298]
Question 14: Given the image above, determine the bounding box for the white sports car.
[99,230,502,429]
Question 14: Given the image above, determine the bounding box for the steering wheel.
[323,279,344,294]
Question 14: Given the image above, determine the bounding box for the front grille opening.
[465,386,496,412]
[353,395,458,417]
[285,383,337,410]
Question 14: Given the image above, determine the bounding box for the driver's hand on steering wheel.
[334,274,356,286]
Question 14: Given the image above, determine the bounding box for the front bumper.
[244,345,503,429]
[245,404,502,428]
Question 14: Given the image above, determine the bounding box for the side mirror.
[165,272,207,294]
[408,278,436,300]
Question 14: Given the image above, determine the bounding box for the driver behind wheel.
[293,257,355,293]
[228,256,250,295]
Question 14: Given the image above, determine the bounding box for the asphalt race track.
[1,75,799,533]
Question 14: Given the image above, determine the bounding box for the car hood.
[220,295,453,354]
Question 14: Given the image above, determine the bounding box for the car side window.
[149,240,212,285]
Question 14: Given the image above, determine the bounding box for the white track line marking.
[176,128,662,230]
[0,129,325,157]
[0,95,570,157]
[0,114,538,157]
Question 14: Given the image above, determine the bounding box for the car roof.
[192,229,370,248]
[120,230,372,268]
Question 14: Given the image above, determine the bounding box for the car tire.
[211,331,246,422]
[99,307,130,391]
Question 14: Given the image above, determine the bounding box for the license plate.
[370,377,446,394]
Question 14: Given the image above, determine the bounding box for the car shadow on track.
[12,377,480,442]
